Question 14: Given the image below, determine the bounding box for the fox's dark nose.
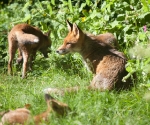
[56,49,67,55]
[56,50,60,53]
[56,49,65,54]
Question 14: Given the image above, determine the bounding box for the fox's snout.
[56,49,69,55]
[56,49,68,55]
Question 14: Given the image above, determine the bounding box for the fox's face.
[56,20,84,55]
[40,31,51,58]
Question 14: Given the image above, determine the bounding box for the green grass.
[0,52,150,125]
[1,0,150,124]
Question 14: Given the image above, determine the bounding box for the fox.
[45,20,133,95]
[7,23,51,78]
[34,94,71,125]
[0,94,70,125]
[0,104,32,125]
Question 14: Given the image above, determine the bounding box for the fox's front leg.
[8,40,18,75]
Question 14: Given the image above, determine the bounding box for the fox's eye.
[66,42,72,45]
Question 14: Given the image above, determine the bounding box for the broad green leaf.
[141,0,149,12]
[22,2,30,12]
[138,32,146,41]
[68,0,73,13]
[101,1,106,11]
[110,20,119,28]
[82,9,89,17]
[138,12,150,19]
[47,4,53,15]
[86,0,90,6]
[89,9,98,19]
[22,14,31,22]
[123,25,132,33]
[51,0,55,5]
[7,3,18,9]
[104,15,109,21]
[79,3,86,12]
[40,22,47,31]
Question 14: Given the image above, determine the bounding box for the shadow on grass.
[2,53,90,78]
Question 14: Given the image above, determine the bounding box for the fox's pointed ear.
[66,20,73,32]
[45,94,54,101]
[73,23,79,38]
[24,104,31,109]
[45,30,51,36]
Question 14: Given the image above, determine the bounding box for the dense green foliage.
[1,0,150,124]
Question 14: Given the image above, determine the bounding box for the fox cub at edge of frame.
[0,94,71,125]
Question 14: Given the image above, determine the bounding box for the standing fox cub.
[48,20,132,95]
[8,23,51,78]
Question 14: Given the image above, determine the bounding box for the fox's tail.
[43,86,80,96]
[15,31,39,44]
[45,94,71,116]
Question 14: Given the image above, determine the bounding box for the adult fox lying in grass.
[8,23,51,78]
[0,94,70,125]
[45,20,133,95]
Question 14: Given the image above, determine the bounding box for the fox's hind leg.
[89,74,114,91]
[28,51,36,71]
[22,51,30,78]
[8,39,18,75]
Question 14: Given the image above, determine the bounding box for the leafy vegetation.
[1,0,150,124]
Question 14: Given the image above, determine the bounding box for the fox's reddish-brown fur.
[8,23,51,78]
[46,20,133,95]
[0,104,31,125]
[87,33,119,49]
[0,94,70,125]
